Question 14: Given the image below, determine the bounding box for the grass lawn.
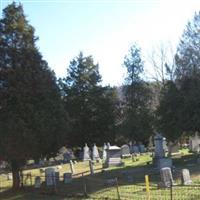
[1,149,200,199]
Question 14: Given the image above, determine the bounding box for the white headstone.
[121,144,130,157]
[181,169,192,185]
[160,167,175,187]
[105,146,122,167]
[189,132,200,152]
[107,142,111,149]
[103,143,107,160]
[92,144,100,161]
[168,141,179,154]
[83,143,90,161]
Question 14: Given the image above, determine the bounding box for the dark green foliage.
[0,3,68,188]
[175,11,200,135]
[61,52,116,146]
[121,44,153,143]
[156,81,183,141]
[157,12,200,141]
[175,12,200,80]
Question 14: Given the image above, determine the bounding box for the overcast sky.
[1,0,200,85]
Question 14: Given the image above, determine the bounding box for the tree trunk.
[11,160,20,189]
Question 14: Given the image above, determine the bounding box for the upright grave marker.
[181,169,192,185]
[154,133,172,169]
[121,144,131,158]
[102,143,107,161]
[83,143,90,161]
[92,144,100,161]
[104,146,123,168]
[45,168,56,186]
[160,167,175,188]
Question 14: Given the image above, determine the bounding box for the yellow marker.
[145,175,150,200]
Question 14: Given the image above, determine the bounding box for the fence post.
[170,179,173,200]
[82,172,88,197]
[145,175,150,200]
[30,173,32,186]
[115,177,121,200]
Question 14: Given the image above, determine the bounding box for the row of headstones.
[83,142,146,161]
[160,167,192,187]
[121,143,146,155]
[154,133,180,159]
[35,170,72,188]
[35,160,95,188]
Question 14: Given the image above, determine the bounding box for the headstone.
[63,173,72,184]
[39,159,45,166]
[132,145,140,154]
[168,141,179,154]
[181,169,192,185]
[45,168,56,186]
[148,136,154,150]
[89,160,94,175]
[34,176,41,188]
[163,137,168,152]
[92,144,100,161]
[102,143,107,160]
[121,144,131,158]
[154,133,165,158]
[83,143,90,161]
[107,142,111,149]
[138,144,145,153]
[189,132,200,152]
[157,158,172,170]
[63,149,76,163]
[160,167,175,187]
[104,146,123,167]
[70,160,75,174]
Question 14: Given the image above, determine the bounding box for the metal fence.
[1,172,200,199]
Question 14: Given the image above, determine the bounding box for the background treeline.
[1,3,200,188]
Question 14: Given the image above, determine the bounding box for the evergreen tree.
[175,12,200,80]
[61,52,116,146]
[0,3,68,189]
[174,12,200,135]
[122,44,153,142]
[156,81,183,141]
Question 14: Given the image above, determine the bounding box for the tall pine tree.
[174,12,200,135]
[0,3,68,188]
[122,44,153,142]
[61,52,116,146]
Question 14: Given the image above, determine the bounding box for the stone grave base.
[153,157,172,170]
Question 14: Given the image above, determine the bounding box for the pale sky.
[1,0,200,85]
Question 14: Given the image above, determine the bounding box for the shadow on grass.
[1,153,200,199]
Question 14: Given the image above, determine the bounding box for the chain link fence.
[1,171,200,199]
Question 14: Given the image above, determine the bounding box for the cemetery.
[1,141,200,200]
[2,1,200,200]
